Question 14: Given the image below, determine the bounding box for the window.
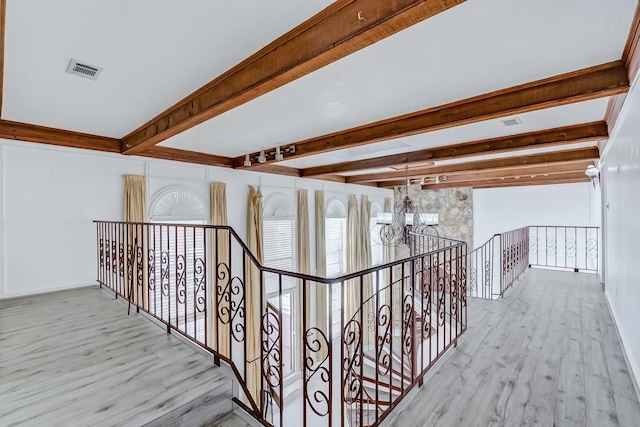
[263,192,297,378]
[148,186,207,341]
[370,202,384,266]
[262,193,296,295]
[325,199,347,277]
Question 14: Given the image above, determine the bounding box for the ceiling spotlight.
[275,146,284,161]
[258,150,267,163]
[243,154,251,167]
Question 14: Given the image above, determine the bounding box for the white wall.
[473,182,599,247]
[0,139,390,299]
[601,75,640,391]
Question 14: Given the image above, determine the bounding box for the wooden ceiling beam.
[622,0,640,83]
[139,146,233,168]
[413,171,590,190]
[303,121,606,177]
[346,146,599,183]
[425,161,591,183]
[242,163,301,177]
[0,120,121,152]
[239,61,627,169]
[121,0,466,155]
[380,164,589,188]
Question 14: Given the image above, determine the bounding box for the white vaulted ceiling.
[1,0,638,187]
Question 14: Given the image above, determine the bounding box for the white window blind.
[263,217,296,295]
[149,221,206,339]
[326,217,346,277]
[370,221,385,266]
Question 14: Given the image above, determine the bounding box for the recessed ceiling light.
[500,117,522,127]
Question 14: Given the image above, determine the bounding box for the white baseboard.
[604,292,640,402]
[0,281,98,300]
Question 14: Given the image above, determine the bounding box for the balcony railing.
[95,221,467,427]
[529,225,599,272]
[468,225,600,300]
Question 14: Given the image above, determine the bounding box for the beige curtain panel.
[314,190,328,360]
[384,197,393,307]
[298,189,310,275]
[245,185,264,406]
[297,189,311,362]
[209,182,230,357]
[346,194,360,319]
[123,175,146,222]
[360,196,374,342]
[122,175,147,308]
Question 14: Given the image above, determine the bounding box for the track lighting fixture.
[275,146,284,161]
[257,150,267,163]
[242,145,296,167]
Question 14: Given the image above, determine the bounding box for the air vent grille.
[66,59,103,80]
[500,118,522,127]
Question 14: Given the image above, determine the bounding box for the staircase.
[95,221,467,427]
[343,278,458,427]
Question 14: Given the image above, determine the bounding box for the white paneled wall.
[0,139,390,298]
[601,75,640,392]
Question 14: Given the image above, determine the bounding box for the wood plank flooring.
[0,286,234,427]
[2,269,638,427]
[383,268,640,427]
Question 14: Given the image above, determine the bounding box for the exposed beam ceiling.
[237,61,627,169]
[0,119,120,153]
[121,0,466,155]
[347,147,599,183]
[302,121,607,177]
[1,1,637,191]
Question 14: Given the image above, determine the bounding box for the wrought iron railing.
[95,221,467,427]
[528,226,599,272]
[468,225,600,300]
[467,227,529,299]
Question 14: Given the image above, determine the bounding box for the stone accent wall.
[395,185,473,253]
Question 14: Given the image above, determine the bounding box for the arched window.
[148,186,207,340]
[149,186,206,223]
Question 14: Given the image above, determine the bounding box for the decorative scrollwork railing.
[468,225,599,301]
[528,226,599,272]
[95,221,466,427]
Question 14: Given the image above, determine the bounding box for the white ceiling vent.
[500,117,522,127]
[66,59,103,80]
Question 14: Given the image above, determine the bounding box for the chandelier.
[375,166,439,247]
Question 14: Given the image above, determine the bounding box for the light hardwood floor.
[2,269,639,427]
[383,268,640,427]
[0,286,234,427]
